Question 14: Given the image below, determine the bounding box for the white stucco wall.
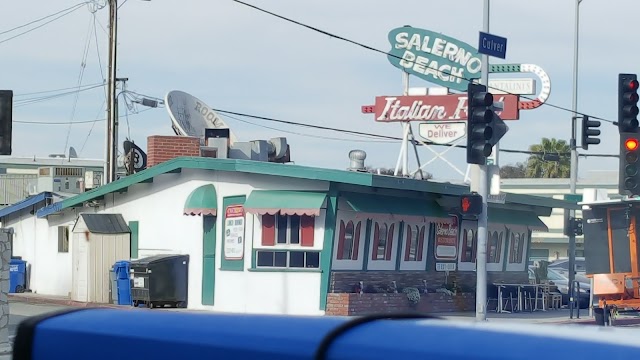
[31,168,329,315]
[3,207,72,296]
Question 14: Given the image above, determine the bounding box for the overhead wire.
[61,13,95,156]
[0,2,89,46]
[213,108,618,159]
[231,0,616,125]
[13,82,105,97]
[13,84,105,108]
[14,107,154,125]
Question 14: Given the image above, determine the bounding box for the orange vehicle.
[582,198,640,325]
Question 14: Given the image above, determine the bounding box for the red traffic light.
[460,193,482,217]
[630,79,639,90]
[626,138,639,151]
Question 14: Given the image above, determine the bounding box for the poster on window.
[224,205,245,260]
[435,216,458,261]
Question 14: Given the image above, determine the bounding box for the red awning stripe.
[245,207,320,217]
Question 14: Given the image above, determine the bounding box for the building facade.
[501,170,619,262]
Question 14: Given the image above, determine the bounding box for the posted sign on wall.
[224,205,245,260]
[435,217,458,261]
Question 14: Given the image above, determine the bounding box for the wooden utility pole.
[105,0,118,184]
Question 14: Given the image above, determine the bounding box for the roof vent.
[348,150,367,172]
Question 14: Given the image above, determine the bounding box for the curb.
[8,294,137,310]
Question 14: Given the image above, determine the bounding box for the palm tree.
[526,138,571,178]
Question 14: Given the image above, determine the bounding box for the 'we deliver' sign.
[419,122,466,144]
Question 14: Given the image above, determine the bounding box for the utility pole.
[475,0,490,321]
[567,0,581,319]
[105,0,118,184]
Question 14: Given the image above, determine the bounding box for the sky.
[0,0,635,182]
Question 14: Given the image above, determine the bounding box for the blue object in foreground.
[13,309,640,360]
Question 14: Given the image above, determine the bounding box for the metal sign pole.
[475,0,490,321]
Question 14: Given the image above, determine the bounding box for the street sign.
[419,121,466,144]
[478,31,508,59]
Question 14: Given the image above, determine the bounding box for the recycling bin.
[112,260,132,306]
[9,258,27,293]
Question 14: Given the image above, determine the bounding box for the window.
[256,250,320,268]
[337,220,361,260]
[487,231,503,264]
[261,213,314,247]
[371,222,395,261]
[404,225,425,262]
[509,232,525,264]
[58,226,69,253]
[461,229,477,263]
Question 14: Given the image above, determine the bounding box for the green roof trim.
[35,157,580,218]
[489,208,548,232]
[244,190,327,216]
[183,184,218,216]
[343,192,449,219]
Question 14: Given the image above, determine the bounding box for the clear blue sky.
[0,0,634,181]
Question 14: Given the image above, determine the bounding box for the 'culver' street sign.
[478,31,508,59]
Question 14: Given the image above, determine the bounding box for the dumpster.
[130,254,189,308]
[113,260,132,306]
[9,258,26,293]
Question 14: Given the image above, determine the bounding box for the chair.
[486,284,499,312]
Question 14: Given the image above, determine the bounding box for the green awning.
[184,184,218,216]
[244,190,327,216]
[488,208,548,232]
[342,192,449,220]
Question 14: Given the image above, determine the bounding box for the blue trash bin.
[113,261,132,305]
[10,258,27,293]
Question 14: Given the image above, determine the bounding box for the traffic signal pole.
[475,0,490,322]
[567,0,580,319]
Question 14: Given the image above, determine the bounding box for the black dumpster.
[130,254,189,309]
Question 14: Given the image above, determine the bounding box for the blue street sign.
[478,31,508,59]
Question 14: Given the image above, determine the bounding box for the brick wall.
[326,292,476,316]
[330,271,528,294]
[147,135,201,167]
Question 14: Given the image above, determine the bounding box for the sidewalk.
[8,293,136,310]
[8,293,609,324]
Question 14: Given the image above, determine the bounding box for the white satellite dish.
[165,90,238,145]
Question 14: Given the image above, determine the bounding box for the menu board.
[224,205,245,260]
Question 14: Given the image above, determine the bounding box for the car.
[548,257,586,276]
[528,266,592,309]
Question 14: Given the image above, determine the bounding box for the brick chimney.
[147,135,201,167]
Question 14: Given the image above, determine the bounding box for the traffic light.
[460,192,483,218]
[619,134,640,195]
[467,83,494,165]
[0,91,12,156]
[618,74,639,133]
[581,115,601,150]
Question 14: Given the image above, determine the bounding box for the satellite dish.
[123,140,147,174]
[165,90,238,145]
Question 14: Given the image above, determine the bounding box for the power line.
[14,107,154,125]
[0,3,88,46]
[0,2,88,36]
[231,0,616,125]
[14,82,104,97]
[213,107,619,159]
[13,84,104,108]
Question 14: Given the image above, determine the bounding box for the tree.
[499,162,527,178]
[525,137,571,178]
